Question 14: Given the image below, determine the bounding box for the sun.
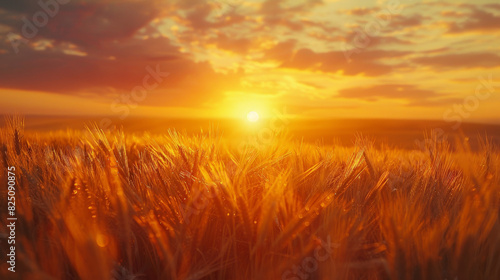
[247,111,259,122]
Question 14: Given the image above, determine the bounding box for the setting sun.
[247,111,259,122]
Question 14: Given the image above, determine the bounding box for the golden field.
[0,117,499,280]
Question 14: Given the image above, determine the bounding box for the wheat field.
[0,117,499,280]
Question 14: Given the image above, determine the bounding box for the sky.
[0,0,499,122]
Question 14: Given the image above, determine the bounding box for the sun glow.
[247,111,259,122]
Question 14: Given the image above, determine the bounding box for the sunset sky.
[0,0,499,122]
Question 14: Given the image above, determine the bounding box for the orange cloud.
[337,84,456,107]
[447,7,500,33]
[414,53,500,69]
[270,48,410,76]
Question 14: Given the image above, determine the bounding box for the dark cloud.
[259,0,323,15]
[337,84,459,107]
[373,36,412,46]
[0,0,242,106]
[338,84,437,101]
[343,29,413,48]
[414,53,500,69]
[389,15,424,29]
[0,0,47,13]
[0,36,240,106]
[265,47,409,76]
[406,97,464,107]
[339,14,423,49]
[340,7,378,16]
[258,0,323,32]
[263,39,296,61]
[420,47,449,54]
[174,0,246,32]
[448,7,500,33]
[300,19,338,34]
[207,33,252,54]
[0,0,166,48]
[485,3,500,10]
